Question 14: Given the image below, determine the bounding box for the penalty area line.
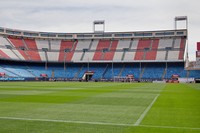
[134,94,160,126]
[0,116,132,127]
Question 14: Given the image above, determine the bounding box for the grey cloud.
[0,0,199,60]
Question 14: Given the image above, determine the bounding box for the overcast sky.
[0,0,199,61]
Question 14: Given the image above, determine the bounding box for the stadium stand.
[0,49,10,59]
[93,40,111,60]
[134,39,151,60]
[103,40,118,60]
[72,40,91,61]
[145,39,159,60]
[142,63,165,79]
[23,38,41,61]
[116,39,130,50]
[0,27,198,82]
[58,40,77,62]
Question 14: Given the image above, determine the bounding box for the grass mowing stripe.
[1,83,199,133]
[0,116,200,131]
[139,124,200,130]
[134,94,160,126]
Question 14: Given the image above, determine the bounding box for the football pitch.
[0,82,200,133]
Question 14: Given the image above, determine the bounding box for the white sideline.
[0,116,200,130]
[134,94,160,126]
[0,116,132,127]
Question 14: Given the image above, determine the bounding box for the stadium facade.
[0,26,199,82]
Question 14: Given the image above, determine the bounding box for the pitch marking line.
[0,116,200,130]
[0,116,131,127]
[134,94,160,126]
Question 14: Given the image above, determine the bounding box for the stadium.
[0,18,199,82]
[0,17,200,132]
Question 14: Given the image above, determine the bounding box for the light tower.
[174,16,188,62]
[93,20,105,33]
[175,16,188,30]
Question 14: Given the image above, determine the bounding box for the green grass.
[0,82,199,133]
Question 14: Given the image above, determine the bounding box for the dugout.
[82,71,94,81]
[195,78,200,83]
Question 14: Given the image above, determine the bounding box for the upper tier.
[0,27,187,63]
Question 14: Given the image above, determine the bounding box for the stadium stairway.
[74,64,84,79]
[118,64,125,77]
[139,66,145,79]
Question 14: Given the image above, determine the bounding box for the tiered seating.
[178,38,186,60]
[165,63,187,78]
[0,49,10,59]
[0,35,186,62]
[35,39,49,49]
[113,39,134,61]
[89,63,107,79]
[93,40,111,60]
[50,40,61,50]
[48,40,61,61]
[64,64,83,79]
[0,63,35,77]
[156,51,166,60]
[48,64,81,78]
[58,40,77,62]
[145,39,159,60]
[4,67,34,77]
[35,39,49,62]
[0,28,191,81]
[92,40,118,61]
[0,67,18,77]
[134,39,151,60]
[121,63,140,79]
[72,40,91,61]
[0,36,20,60]
[47,51,58,62]
[130,39,139,49]
[104,40,118,60]
[71,51,82,61]
[75,40,91,50]
[28,66,52,77]
[13,49,27,60]
[0,49,19,60]
[123,40,138,61]
[0,36,11,48]
[103,63,124,79]
[188,70,200,78]
[24,38,41,61]
[168,51,179,60]
[113,51,123,61]
[158,38,173,48]
[173,38,181,48]
[83,40,98,61]
[38,51,46,61]
[142,63,165,79]
[77,64,88,78]
[116,40,131,50]
[166,38,186,61]
[124,51,136,61]
[156,38,173,61]
[0,60,196,80]
[8,37,30,60]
